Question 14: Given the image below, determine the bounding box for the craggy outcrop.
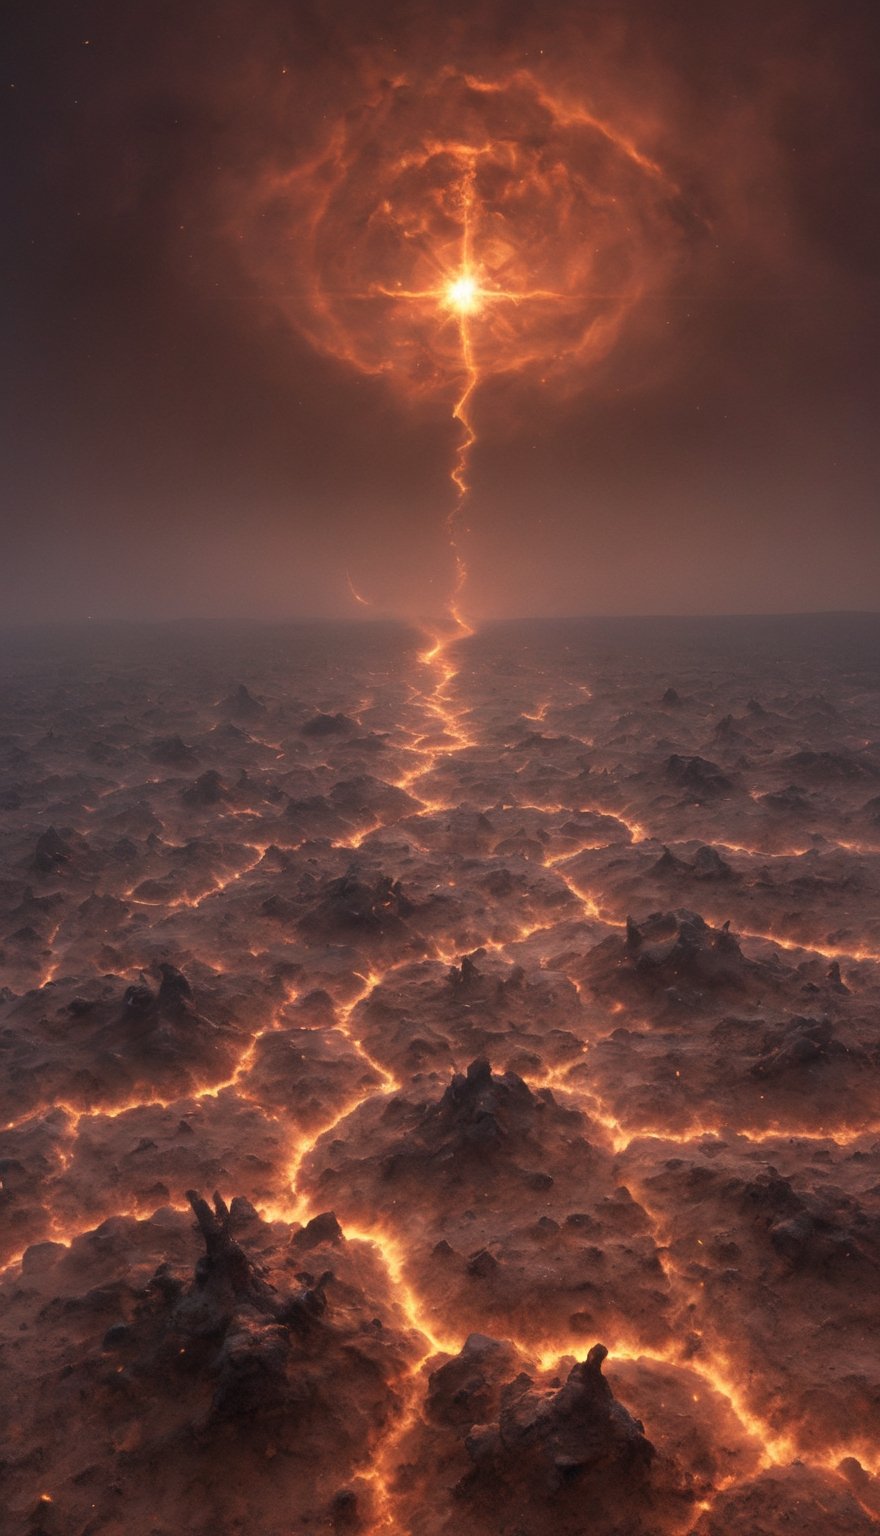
[664,755,734,801]
[464,1344,654,1493]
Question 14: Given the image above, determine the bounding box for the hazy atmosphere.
[4,0,879,622]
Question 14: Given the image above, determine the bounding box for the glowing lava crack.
[2,590,879,1536]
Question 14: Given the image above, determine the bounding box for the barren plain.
[1,614,879,1536]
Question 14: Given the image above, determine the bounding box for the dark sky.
[3,0,879,623]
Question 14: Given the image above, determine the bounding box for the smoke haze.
[3,0,878,621]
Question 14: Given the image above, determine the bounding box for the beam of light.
[346,570,373,608]
[377,146,572,730]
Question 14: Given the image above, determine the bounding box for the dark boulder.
[664,755,733,801]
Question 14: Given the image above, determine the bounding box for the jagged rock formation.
[300,871,417,941]
[394,1341,684,1536]
[664,755,734,801]
[465,1343,654,1490]
[219,684,265,720]
[301,711,357,737]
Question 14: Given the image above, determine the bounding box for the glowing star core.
[445,272,481,314]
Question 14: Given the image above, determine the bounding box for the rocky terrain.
[1,613,879,1535]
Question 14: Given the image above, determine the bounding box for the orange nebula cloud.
[243,67,687,402]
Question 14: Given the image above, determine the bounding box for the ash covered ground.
[1,614,880,1536]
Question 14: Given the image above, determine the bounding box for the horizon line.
[1,607,879,634]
